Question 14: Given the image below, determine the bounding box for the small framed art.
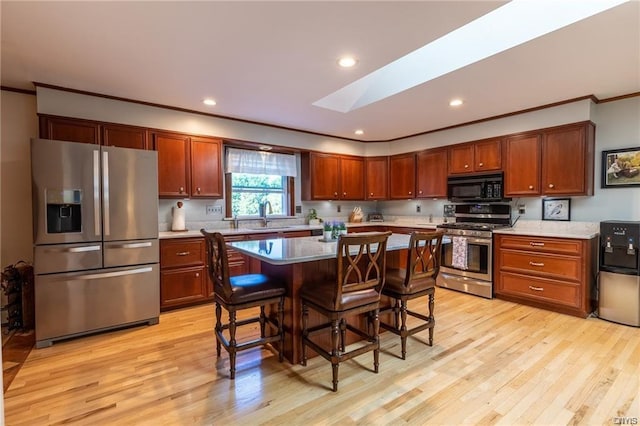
[542,198,571,221]
[602,146,640,188]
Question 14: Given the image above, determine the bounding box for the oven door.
[440,235,492,281]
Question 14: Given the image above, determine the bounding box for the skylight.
[313,0,629,113]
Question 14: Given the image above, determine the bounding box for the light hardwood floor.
[4,288,639,425]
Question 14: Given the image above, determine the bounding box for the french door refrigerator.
[31,138,160,348]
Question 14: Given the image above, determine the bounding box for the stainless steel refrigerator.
[31,138,160,348]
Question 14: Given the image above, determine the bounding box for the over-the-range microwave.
[447,172,509,202]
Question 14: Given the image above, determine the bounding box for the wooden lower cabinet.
[494,234,597,318]
[160,238,208,310]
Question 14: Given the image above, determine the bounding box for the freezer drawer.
[104,239,159,268]
[34,242,102,274]
[35,264,160,347]
[598,271,640,327]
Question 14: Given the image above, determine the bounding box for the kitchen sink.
[247,226,297,231]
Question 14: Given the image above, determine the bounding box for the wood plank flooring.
[4,288,639,425]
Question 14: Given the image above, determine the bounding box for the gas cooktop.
[437,222,511,231]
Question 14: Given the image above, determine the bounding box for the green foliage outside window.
[231,173,286,216]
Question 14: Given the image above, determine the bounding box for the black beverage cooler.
[598,221,640,326]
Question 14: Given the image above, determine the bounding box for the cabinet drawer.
[500,250,582,282]
[161,239,204,268]
[499,272,581,309]
[497,235,582,255]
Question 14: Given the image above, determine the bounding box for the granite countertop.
[493,221,599,239]
[228,233,411,265]
[159,221,440,239]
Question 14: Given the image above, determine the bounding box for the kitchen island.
[228,233,411,364]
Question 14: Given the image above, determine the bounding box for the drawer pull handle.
[529,242,545,247]
[529,285,544,292]
[478,162,484,167]
[176,251,190,256]
[529,261,545,267]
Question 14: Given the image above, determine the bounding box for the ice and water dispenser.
[599,221,640,326]
[46,189,82,234]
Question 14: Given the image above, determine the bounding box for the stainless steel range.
[436,204,511,298]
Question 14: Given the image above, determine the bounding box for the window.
[225,147,297,217]
[230,173,288,216]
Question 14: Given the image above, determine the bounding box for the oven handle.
[443,236,492,246]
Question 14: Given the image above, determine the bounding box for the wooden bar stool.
[300,231,391,391]
[380,230,444,359]
[201,230,286,379]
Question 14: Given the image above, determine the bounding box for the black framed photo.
[542,198,571,221]
[602,146,640,188]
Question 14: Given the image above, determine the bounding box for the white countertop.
[228,233,411,265]
[493,220,599,239]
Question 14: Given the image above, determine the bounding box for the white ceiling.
[2,1,639,142]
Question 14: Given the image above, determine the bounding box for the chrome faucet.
[259,200,273,226]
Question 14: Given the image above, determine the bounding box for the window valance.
[225,147,297,177]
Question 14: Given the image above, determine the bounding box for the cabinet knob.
[343,192,347,196]
[478,162,484,167]
[179,187,184,193]
[464,164,469,169]
[197,187,201,194]
[408,191,412,195]
[370,192,374,196]
[334,192,338,196]
[419,190,423,194]
[528,185,534,190]
[195,272,200,277]
[548,183,554,188]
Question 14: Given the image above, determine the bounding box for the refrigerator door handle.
[102,150,110,236]
[65,266,153,281]
[93,150,101,237]
[110,242,153,249]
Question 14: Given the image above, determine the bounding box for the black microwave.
[447,172,508,202]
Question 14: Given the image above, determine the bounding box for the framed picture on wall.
[602,146,640,188]
[542,198,571,221]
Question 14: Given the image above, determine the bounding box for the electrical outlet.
[337,205,341,213]
[416,205,421,213]
[295,205,302,214]
[206,205,222,215]
[518,204,526,215]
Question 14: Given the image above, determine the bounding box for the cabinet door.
[39,116,100,144]
[389,153,416,199]
[154,132,191,198]
[474,139,502,171]
[542,124,590,195]
[190,137,223,198]
[365,157,389,200]
[307,153,340,200]
[504,133,541,196]
[340,156,364,200]
[416,148,447,198]
[160,266,207,309]
[102,123,148,150]
[448,144,474,174]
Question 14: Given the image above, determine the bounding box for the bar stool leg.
[229,310,237,379]
[400,299,408,360]
[277,297,284,362]
[331,318,340,391]
[215,302,222,357]
[301,304,309,366]
[372,308,380,373]
[428,292,435,346]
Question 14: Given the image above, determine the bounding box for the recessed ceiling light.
[354,129,364,135]
[203,98,216,106]
[337,56,358,68]
[449,99,464,107]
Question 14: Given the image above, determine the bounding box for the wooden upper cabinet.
[190,137,223,198]
[39,115,100,144]
[389,153,416,199]
[301,152,363,200]
[449,138,502,174]
[365,157,389,200]
[102,123,148,150]
[153,132,191,198]
[542,122,594,196]
[416,148,448,198]
[340,156,364,200]
[504,133,542,197]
